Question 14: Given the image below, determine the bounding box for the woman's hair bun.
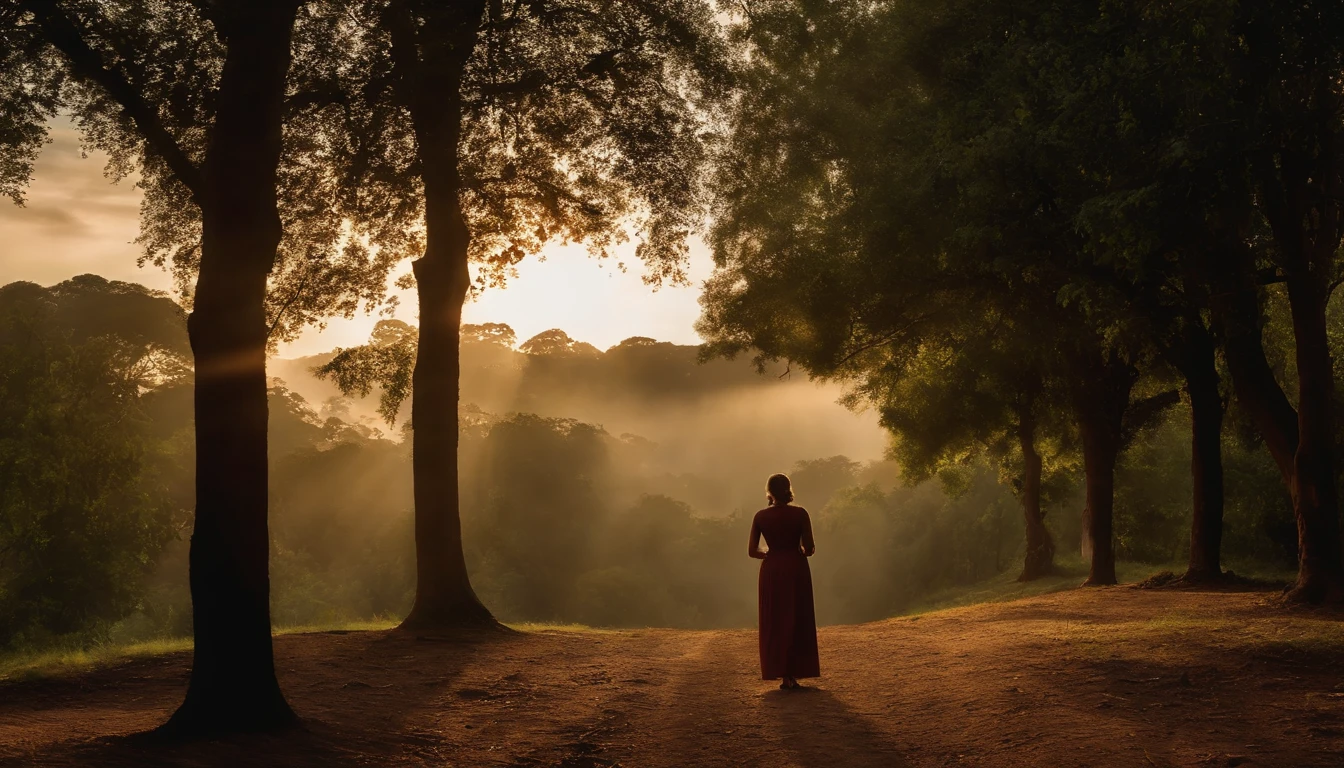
[767,473,794,504]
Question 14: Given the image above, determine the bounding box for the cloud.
[0,117,167,292]
[0,202,90,234]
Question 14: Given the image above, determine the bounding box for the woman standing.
[748,473,820,689]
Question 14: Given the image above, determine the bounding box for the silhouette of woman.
[749,473,820,689]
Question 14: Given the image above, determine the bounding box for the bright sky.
[0,119,713,357]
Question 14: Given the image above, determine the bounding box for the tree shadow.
[26,725,363,768]
[1012,644,1344,766]
[761,686,911,768]
[4,626,511,767]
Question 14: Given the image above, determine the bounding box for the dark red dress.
[752,504,820,680]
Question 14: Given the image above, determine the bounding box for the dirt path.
[3,588,1343,767]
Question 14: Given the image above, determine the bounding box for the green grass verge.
[0,637,193,683]
[892,557,1292,617]
[504,622,606,633]
[0,618,626,682]
[899,558,1154,616]
[0,618,402,683]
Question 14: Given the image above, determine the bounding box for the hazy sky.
[0,119,712,358]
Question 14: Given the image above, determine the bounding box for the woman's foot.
[780,677,799,690]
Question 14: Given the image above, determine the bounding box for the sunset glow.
[1,118,711,357]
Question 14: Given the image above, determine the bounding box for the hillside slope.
[3,588,1342,767]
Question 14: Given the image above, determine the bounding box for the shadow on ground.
[764,687,909,768]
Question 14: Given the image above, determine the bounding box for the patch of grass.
[0,637,193,683]
[900,558,1174,617]
[902,571,1081,616]
[1036,607,1344,662]
[0,617,629,683]
[0,618,404,683]
[1142,611,1210,633]
[505,622,611,634]
[1240,617,1344,657]
[276,618,400,635]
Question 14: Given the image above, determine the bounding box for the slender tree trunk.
[1077,415,1120,586]
[1181,321,1226,582]
[401,218,492,628]
[393,0,494,629]
[1284,275,1343,601]
[1016,408,1054,581]
[1070,349,1135,587]
[165,2,299,735]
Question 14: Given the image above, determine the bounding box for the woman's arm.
[748,517,766,559]
[801,509,816,557]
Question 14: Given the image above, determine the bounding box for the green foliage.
[789,456,859,512]
[1116,408,1298,569]
[466,413,611,618]
[315,319,417,425]
[462,323,516,349]
[519,329,602,358]
[0,278,186,646]
[6,1,401,342]
[320,0,729,288]
[1113,419,1196,564]
[813,469,1028,623]
[0,2,64,205]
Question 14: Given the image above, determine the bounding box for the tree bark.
[1070,348,1135,587]
[164,2,300,735]
[1284,274,1343,601]
[392,0,495,629]
[1179,320,1226,582]
[1016,406,1054,581]
[1246,130,1344,601]
[1213,268,1298,484]
[1212,242,1342,600]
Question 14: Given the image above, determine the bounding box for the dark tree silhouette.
[1,0,378,734]
[4,0,410,731]
[316,0,726,628]
[698,0,1139,583]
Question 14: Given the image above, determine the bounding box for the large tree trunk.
[1016,407,1054,581]
[393,0,494,629]
[1180,320,1226,582]
[1214,268,1298,484]
[165,2,299,736]
[1245,132,1344,601]
[401,217,492,628]
[1213,243,1342,600]
[1070,349,1135,587]
[1284,274,1343,601]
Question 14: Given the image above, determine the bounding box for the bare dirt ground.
[3,587,1343,767]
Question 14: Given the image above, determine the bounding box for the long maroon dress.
[752,504,820,680]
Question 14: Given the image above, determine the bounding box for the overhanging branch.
[23,0,205,201]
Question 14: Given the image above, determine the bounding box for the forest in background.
[0,273,1301,651]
